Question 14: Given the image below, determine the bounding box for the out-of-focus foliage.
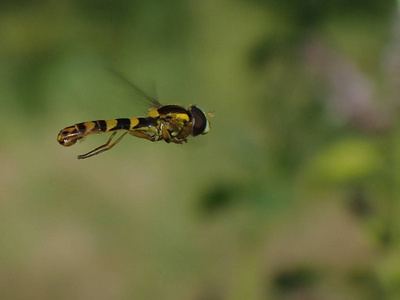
[0,0,399,299]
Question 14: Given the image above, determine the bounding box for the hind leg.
[78,131,128,159]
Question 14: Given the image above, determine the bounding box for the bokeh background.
[1,0,400,299]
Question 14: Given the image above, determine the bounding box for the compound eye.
[190,106,210,136]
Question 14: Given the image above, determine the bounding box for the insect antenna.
[206,110,215,117]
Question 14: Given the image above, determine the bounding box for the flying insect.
[57,74,212,159]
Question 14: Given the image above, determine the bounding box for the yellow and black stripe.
[57,117,158,147]
[57,103,211,159]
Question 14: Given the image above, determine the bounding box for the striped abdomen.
[57,118,156,147]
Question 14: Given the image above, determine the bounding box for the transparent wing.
[108,68,163,108]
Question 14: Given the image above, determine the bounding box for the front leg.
[161,124,173,143]
[161,125,186,144]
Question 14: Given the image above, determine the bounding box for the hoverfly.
[57,73,212,159]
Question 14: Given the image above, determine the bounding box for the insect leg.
[77,131,128,159]
[129,131,153,141]
[161,124,172,143]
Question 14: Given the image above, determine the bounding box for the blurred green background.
[1,0,399,299]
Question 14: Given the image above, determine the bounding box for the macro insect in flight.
[57,73,212,159]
